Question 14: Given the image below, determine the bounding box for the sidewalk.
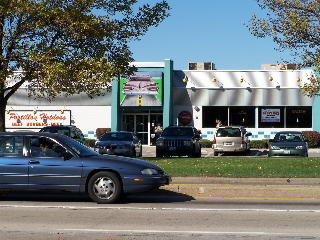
[161,177,320,200]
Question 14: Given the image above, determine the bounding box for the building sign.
[5,110,71,129]
[119,72,163,107]
[261,108,280,122]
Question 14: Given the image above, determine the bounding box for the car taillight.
[213,136,216,144]
[241,136,245,144]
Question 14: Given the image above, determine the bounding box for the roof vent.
[261,64,299,70]
[189,62,215,70]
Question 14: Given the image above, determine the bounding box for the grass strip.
[144,157,320,178]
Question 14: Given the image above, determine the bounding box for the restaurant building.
[5,59,320,145]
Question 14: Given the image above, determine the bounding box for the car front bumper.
[122,174,171,194]
[268,149,308,157]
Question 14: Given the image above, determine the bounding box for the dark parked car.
[156,126,201,157]
[0,132,170,203]
[39,125,85,143]
[94,131,142,157]
[268,131,308,157]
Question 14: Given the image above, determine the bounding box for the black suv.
[39,125,85,143]
[156,126,201,157]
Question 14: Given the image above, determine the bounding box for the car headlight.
[270,145,280,150]
[156,139,164,147]
[141,168,159,175]
[183,140,192,146]
[296,145,305,149]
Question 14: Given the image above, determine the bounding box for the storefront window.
[286,107,312,128]
[202,107,228,128]
[258,107,284,128]
[229,107,255,128]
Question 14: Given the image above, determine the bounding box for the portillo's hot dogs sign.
[5,110,71,129]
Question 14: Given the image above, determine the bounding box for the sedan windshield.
[274,133,303,142]
[162,128,194,137]
[101,132,133,141]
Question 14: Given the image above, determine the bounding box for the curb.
[161,177,320,200]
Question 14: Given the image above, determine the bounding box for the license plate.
[169,146,176,151]
[224,142,233,146]
[283,150,290,154]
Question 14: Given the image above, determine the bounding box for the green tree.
[0,0,170,131]
[248,0,320,96]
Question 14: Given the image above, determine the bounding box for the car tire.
[88,171,122,204]
[130,148,137,157]
[213,151,218,156]
[139,146,143,157]
[156,149,163,158]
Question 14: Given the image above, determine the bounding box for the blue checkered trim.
[85,131,97,139]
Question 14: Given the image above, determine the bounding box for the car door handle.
[29,160,40,164]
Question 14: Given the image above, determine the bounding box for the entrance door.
[136,115,148,145]
[150,114,163,145]
[123,113,162,145]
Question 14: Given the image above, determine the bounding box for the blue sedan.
[0,132,170,203]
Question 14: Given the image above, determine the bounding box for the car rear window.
[101,132,133,141]
[274,133,303,142]
[216,128,241,137]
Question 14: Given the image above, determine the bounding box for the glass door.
[150,114,163,145]
[136,115,148,145]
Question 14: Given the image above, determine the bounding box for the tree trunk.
[0,95,7,132]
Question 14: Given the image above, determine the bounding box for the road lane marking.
[58,228,319,237]
[1,204,320,213]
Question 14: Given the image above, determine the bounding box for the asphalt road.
[0,192,320,240]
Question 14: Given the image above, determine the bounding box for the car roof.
[41,125,76,129]
[0,131,66,137]
[276,131,303,134]
[217,126,244,129]
[166,126,194,128]
[104,131,134,134]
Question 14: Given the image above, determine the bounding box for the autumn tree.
[248,0,320,96]
[0,0,170,131]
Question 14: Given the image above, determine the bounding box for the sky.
[129,0,296,70]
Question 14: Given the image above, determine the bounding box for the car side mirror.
[194,134,201,139]
[246,132,252,137]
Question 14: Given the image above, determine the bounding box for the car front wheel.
[88,171,122,204]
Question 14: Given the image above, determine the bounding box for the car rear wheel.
[88,171,122,204]
[156,149,163,157]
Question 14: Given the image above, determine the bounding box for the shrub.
[200,139,213,148]
[96,128,111,140]
[249,139,269,149]
[302,131,320,148]
[84,138,96,148]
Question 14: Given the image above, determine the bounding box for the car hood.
[86,154,162,170]
[96,140,132,146]
[158,136,193,140]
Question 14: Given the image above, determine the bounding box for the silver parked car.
[212,126,252,156]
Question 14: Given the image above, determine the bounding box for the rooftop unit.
[261,64,299,70]
[188,62,215,70]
